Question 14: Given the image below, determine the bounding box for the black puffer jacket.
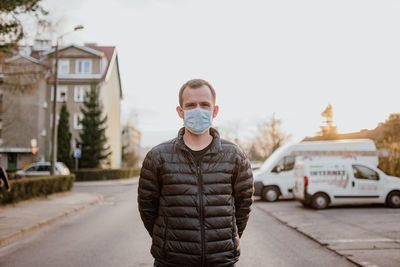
[138,128,254,267]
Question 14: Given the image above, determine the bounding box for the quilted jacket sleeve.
[233,152,254,238]
[138,149,161,237]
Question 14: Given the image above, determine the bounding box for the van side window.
[273,156,296,173]
[352,165,379,180]
[283,156,295,171]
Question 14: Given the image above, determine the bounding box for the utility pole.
[50,40,59,175]
[50,25,84,175]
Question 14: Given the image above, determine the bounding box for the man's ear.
[176,106,184,119]
[212,105,219,119]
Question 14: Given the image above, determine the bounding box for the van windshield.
[259,145,290,172]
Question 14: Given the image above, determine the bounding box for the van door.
[270,156,296,196]
[350,164,381,203]
[321,162,353,204]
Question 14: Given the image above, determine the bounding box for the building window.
[74,113,83,130]
[50,86,68,102]
[76,59,92,74]
[58,59,70,74]
[74,85,90,102]
[57,86,68,102]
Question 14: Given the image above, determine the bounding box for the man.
[138,79,254,267]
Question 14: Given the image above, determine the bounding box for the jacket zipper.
[181,145,215,267]
[184,150,206,267]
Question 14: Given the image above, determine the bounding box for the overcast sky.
[33,0,400,147]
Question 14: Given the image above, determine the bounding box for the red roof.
[87,45,115,61]
[86,45,116,80]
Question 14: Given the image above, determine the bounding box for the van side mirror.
[272,165,281,173]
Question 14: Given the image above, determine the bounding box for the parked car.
[293,158,400,209]
[253,139,378,202]
[15,162,70,177]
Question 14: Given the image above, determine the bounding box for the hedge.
[74,168,140,181]
[0,175,75,205]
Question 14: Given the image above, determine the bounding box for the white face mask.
[183,107,213,135]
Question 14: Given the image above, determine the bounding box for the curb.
[74,177,139,186]
[0,193,104,247]
[255,205,362,267]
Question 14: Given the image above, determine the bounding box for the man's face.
[176,85,219,119]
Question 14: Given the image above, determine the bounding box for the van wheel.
[386,191,400,208]
[262,187,279,202]
[311,193,329,209]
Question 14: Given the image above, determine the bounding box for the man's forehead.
[182,85,213,103]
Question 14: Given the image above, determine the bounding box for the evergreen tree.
[57,102,73,168]
[78,88,111,168]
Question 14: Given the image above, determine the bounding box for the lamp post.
[50,25,84,175]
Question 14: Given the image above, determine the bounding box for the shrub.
[0,175,75,205]
[378,142,400,177]
[74,168,140,181]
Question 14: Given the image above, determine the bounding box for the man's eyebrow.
[183,101,211,106]
[183,102,195,106]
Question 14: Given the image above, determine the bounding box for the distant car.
[15,162,70,177]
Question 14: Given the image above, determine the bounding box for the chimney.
[84,42,98,47]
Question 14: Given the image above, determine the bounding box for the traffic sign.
[74,148,81,159]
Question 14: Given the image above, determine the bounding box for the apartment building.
[121,125,141,167]
[0,41,123,169]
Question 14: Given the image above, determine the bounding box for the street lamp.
[50,25,84,175]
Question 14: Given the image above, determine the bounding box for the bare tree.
[252,113,291,159]
[0,0,48,52]
[218,121,247,152]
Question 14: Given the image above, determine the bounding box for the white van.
[293,159,400,209]
[253,139,378,202]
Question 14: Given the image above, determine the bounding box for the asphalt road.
[0,180,354,267]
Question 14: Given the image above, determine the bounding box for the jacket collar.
[176,127,222,154]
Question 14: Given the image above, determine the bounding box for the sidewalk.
[0,191,103,246]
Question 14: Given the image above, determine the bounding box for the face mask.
[183,107,213,135]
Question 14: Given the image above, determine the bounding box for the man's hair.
[179,79,216,107]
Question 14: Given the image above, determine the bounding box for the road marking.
[322,238,399,243]
[360,262,379,267]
